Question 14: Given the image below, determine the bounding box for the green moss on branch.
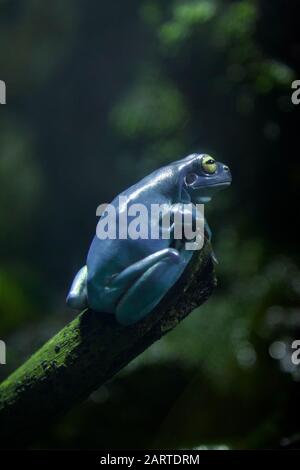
[0,241,215,447]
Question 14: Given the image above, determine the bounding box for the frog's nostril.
[223,165,229,171]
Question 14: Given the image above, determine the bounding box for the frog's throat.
[198,196,212,203]
[179,185,212,204]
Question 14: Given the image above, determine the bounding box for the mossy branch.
[0,241,215,447]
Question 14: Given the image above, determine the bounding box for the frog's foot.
[211,249,219,264]
[114,248,186,326]
[66,265,88,310]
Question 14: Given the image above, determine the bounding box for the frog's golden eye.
[201,155,217,174]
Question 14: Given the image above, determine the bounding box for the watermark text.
[0,340,6,365]
[96,198,205,251]
[0,80,6,104]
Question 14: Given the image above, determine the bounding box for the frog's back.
[86,166,176,284]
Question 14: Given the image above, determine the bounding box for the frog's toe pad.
[163,248,181,264]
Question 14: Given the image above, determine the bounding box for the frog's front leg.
[204,219,212,241]
[113,248,188,326]
[204,219,218,264]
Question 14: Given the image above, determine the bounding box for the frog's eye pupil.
[185,173,198,185]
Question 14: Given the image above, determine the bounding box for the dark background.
[0,0,300,449]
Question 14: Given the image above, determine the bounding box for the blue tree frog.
[67,153,231,325]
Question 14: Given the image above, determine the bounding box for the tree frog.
[67,153,231,325]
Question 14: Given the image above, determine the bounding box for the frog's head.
[180,153,232,203]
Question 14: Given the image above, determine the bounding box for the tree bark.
[0,241,216,447]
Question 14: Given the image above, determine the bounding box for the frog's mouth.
[202,181,231,188]
[193,180,231,190]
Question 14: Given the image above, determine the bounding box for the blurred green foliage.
[110,68,188,139]
[0,0,300,449]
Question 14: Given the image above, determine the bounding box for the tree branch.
[0,241,216,447]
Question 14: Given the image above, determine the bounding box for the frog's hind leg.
[114,249,186,326]
[66,265,88,310]
[110,248,180,290]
